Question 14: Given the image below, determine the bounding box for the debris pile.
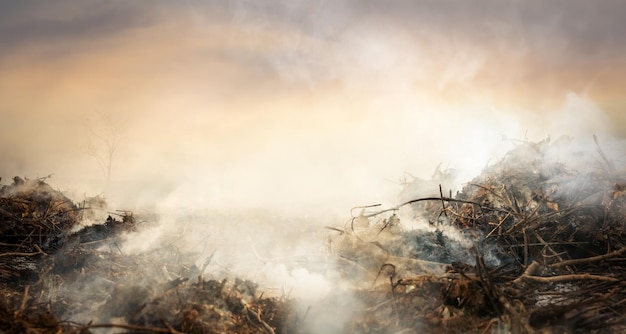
[329,137,626,333]
[1,137,625,333]
[0,177,79,286]
[0,178,296,333]
[0,177,79,333]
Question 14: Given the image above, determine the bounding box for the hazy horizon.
[1,0,625,213]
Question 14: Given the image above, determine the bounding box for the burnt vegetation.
[327,137,626,333]
[1,137,625,333]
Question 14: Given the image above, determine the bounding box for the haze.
[1,0,625,213]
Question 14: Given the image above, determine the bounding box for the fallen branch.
[78,323,184,333]
[551,247,626,268]
[513,261,541,284]
[365,196,509,218]
[18,285,30,314]
[0,244,46,257]
[0,242,30,249]
[520,273,618,283]
[485,211,511,238]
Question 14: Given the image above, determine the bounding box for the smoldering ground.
[45,123,625,333]
[1,0,626,332]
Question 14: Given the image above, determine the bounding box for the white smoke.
[2,1,625,332]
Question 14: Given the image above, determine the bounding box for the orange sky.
[1,1,625,212]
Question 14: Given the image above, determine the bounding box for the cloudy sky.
[1,0,625,212]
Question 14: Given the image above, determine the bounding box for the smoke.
[1,1,625,332]
[54,94,618,332]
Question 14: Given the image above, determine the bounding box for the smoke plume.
[1,1,625,332]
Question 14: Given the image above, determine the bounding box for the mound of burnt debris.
[329,136,626,333]
[0,177,296,333]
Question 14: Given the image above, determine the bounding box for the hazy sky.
[1,0,625,211]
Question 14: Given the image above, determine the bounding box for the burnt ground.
[1,138,625,333]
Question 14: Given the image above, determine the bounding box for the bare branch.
[552,247,626,268]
